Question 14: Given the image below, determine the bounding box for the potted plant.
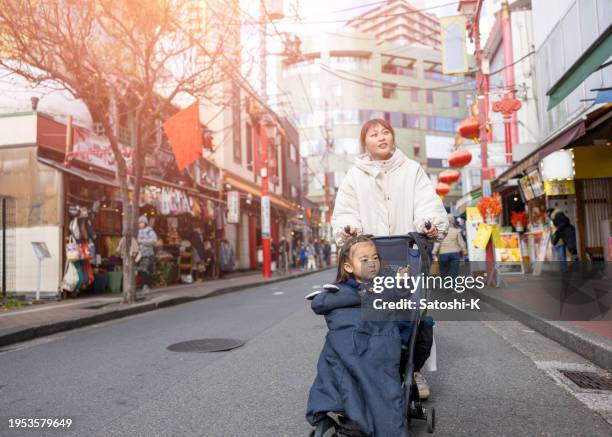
[511,211,528,232]
[477,194,502,224]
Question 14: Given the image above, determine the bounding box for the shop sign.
[527,168,545,198]
[261,195,271,238]
[227,191,240,223]
[71,127,132,172]
[544,179,575,196]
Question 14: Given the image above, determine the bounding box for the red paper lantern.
[435,182,451,197]
[438,169,460,184]
[448,149,472,168]
[458,117,479,141]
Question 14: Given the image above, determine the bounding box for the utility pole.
[461,0,491,194]
[259,1,271,278]
[324,103,334,241]
[501,0,518,162]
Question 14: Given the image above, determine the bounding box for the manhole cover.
[167,338,244,353]
[559,370,612,391]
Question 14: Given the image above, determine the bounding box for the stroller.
[310,232,436,437]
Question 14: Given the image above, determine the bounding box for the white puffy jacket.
[331,149,449,243]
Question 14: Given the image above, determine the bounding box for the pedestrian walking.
[323,240,332,267]
[331,118,448,401]
[299,243,307,269]
[433,215,466,279]
[136,216,158,294]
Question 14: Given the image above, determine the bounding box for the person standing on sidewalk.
[433,215,467,279]
[331,118,448,401]
[306,241,317,270]
[137,216,158,294]
[547,209,579,262]
[278,236,290,275]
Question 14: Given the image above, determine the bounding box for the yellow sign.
[491,224,502,248]
[544,179,575,196]
[473,223,492,249]
[466,207,483,223]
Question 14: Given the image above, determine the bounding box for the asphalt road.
[0,271,610,437]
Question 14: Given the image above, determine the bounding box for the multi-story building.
[346,0,442,50]
[275,28,472,225]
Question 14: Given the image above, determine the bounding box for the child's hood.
[307,280,362,315]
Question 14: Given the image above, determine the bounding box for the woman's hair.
[359,118,395,150]
[335,234,378,283]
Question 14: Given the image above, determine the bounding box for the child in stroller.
[306,233,434,436]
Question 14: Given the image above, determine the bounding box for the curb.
[0,268,333,348]
[473,288,612,371]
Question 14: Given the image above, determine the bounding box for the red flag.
[162,101,202,171]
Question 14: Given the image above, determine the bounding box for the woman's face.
[364,123,394,161]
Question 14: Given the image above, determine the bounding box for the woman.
[331,118,449,401]
[433,214,466,279]
[137,216,158,293]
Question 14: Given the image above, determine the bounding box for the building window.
[333,82,342,98]
[310,81,320,100]
[382,82,397,99]
[246,122,253,170]
[427,116,455,132]
[390,112,402,128]
[452,91,460,107]
[426,90,434,104]
[329,56,370,72]
[402,114,419,129]
[290,142,297,162]
[410,87,419,102]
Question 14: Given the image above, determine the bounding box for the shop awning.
[38,157,119,188]
[224,171,297,212]
[547,25,612,110]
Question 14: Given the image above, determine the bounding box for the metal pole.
[501,0,518,147]
[260,122,271,278]
[259,3,267,101]
[2,197,6,301]
[474,11,490,191]
[37,259,42,301]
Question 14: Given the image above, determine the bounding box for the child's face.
[344,241,380,281]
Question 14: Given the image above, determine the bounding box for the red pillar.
[260,121,271,278]
[501,0,519,149]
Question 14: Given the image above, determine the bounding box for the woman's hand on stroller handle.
[421,220,439,240]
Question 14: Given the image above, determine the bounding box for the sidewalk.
[473,273,612,371]
[0,267,332,348]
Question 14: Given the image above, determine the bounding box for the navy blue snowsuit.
[306,278,409,436]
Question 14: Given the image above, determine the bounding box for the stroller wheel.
[314,416,338,437]
[427,407,436,433]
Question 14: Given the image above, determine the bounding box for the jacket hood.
[311,279,362,315]
[354,148,408,177]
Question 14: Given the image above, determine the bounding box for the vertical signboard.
[227,191,240,224]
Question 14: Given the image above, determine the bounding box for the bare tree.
[0,0,245,303]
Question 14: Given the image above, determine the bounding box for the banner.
[227,191,240,223]
[261,195,271,238]
[441,15,468,74]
